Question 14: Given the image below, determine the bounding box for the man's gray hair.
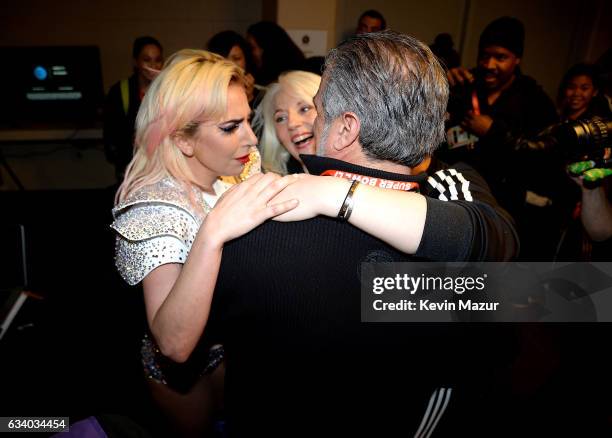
[321,31,448,167]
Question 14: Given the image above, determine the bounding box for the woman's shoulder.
[113,178,208,220]
[111,178,207,242]
[111,178,204,286]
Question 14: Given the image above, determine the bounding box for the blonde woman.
[256,70,321,174]
[111,49,298,436]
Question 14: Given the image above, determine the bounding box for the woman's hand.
[202,173,300,248]
[270,175,351,222]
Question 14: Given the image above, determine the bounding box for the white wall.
[278,0,337,53]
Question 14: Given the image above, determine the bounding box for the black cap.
[479,16,524,58]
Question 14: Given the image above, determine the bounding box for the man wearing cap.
[443,16,559,258]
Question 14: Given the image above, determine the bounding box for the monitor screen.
[0,46,104,127]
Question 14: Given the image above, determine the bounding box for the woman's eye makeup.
[219,122,240,133]
[274,113,286,123]
[218,112,252,133]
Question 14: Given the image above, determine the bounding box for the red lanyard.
[471,90,481,116]
[321,170,419,191]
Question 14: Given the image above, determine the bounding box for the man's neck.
[329,147,415,175]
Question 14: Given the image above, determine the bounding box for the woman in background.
[558,63,611,121]
[103,36,163,181]
[207,30,259,104]
[207,30,254,74]
[255,70,321,174]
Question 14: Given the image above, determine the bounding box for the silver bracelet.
[337,180,359,221]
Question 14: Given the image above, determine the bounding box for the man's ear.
[330,112,360,152]
[173,133,194,157]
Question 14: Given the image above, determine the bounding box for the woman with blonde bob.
[111,49,298,436]
[256,70,321,174]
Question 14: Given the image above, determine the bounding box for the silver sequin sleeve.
[111,204,200,286]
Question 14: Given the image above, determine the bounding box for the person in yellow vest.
[103,36,163,182]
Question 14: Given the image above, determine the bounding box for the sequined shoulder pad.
[112,178,208,224]
[110,179,207,285]
[111,202,200,244]
[112,203,198,285]
[111,179,209,239]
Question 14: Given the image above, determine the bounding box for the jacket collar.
[301,154,427,184]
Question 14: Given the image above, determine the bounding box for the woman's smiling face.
[273,88,317,163]
[564,74,597,115]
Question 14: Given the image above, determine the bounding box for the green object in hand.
[582,168,612,182]
[567,160,595,176]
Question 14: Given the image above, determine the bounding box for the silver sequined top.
[111,177,231,286]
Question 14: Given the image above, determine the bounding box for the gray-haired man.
[206,31,518,436]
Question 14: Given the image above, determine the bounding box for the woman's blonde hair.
[254,70,321,174]
[115,49,246,204]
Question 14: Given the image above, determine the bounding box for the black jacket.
[206,155,518,436]
[443,73,559,215]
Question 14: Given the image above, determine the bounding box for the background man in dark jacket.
[445,17,558,214]
[443,16,560,258]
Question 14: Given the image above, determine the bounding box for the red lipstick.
[236,154,250,164]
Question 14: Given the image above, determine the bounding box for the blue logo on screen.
[34,66,48,80]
